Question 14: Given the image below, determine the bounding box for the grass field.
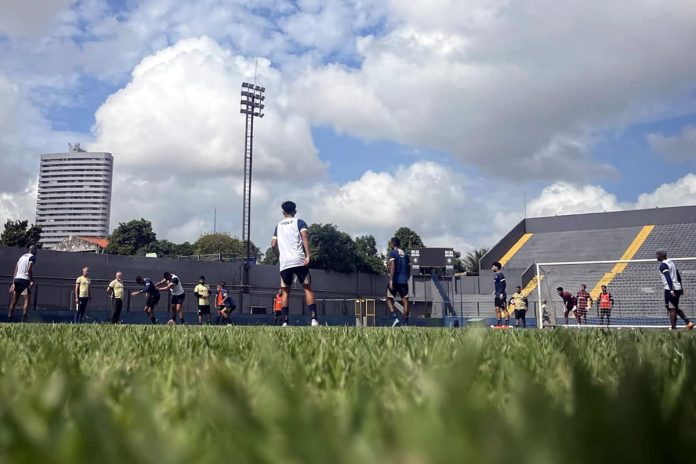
[0,326,695,463]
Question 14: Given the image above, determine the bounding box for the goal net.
[535,258,696,329]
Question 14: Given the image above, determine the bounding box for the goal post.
[535,257,696,329]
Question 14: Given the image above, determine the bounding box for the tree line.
[1,218,488,275]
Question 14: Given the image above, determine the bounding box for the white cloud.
[0,0,74,39]
[647,125,696,162]
[635,174,696,209]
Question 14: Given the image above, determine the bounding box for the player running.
[194,275,211,325]
[157,271,186,325]
[597,285,614,326]
[512,285,528,328]
[270,201,318,327]
[107,271,124,324]
[131,276,159,324]
[492,262,508,327]
[74,266,91,323]
[556,287,577,325]
[657,250,694,330]
[576,284,592,325]
[386,237,411,327]
[215,282,236,324]
[7,244,38,322]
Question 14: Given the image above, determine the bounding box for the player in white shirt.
[158,271,186,325]
[7,244,38,322]
[657,250,694,330]
[271,201,318,326]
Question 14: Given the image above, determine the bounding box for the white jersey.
[14,253,36,280]
[273,217,309,271]
[660,259,682,291]
[169,274,185,296]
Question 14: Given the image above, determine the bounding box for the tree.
[261,247,278,265]
[0,220,42,248]
[461,248,489,274]
[105,219,157,255]
[392,227,425,252]
[308,224,360,273]
[149,240,195,258]
[355,235,386,274]
[194,233,260,259]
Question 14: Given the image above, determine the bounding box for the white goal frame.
[534,257,696,329]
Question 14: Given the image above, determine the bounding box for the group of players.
[491,250,694,330]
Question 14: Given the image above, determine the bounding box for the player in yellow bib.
[107,272,124,324]
[193,275,212,325]
[74,267,91,323]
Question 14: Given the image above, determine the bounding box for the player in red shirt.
[557,287,577,325]
[272,289,283,325]
[576,284,592,325]
[597,285,614,326]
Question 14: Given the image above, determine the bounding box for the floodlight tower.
[240,82,265,293]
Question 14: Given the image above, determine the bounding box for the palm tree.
[461,248,489,274]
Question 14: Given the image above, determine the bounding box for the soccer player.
[657,250,694,330]
[492,262,508,327]
[157,271,186,325]
[576,284,593,325]
[74,266,91,323]
[7,244,37,322]
[131,276,159,324]
[512,285,528,328]
[215,282,236,324]
[556,287,577,325]
[193,275,211,325]
[107,271,124,324]
[541,299,551,326]
[273,289,283,325]
[386,237,411,326]
[597,285,614,326]
[270,201,318,327]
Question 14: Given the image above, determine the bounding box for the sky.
[0,0,695,254]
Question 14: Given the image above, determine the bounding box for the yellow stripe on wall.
[589,225,655,300]
[499,233,533,267]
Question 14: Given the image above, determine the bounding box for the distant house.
[53,236,109,253]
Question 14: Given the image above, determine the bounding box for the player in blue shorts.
[131,276,159,324]
[271,201,318,327]
[386,237,411,326]
[492,261,508,326]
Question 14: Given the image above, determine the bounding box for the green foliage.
[149,240,195,258]
[392,226,424,252]
[0,220,42,248]
[0,326,695,463]
[355,235,386,274]
[261,247,278,265]
[105,219,157,255]
[460,247,489,274]
[193,233,260,258]
[308,223,360,273]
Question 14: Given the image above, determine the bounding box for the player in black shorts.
[658,250,694,330]
[7,244,37,322]
[131,276,159,324]
[386,237,411,326]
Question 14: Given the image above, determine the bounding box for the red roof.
[80,236,109,248]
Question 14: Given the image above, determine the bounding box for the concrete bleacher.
[632,223,696,259]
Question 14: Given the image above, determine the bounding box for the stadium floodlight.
[240,81,266,297]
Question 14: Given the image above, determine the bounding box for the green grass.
[0,325,695,463]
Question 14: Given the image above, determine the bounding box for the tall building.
[36,144,113,249]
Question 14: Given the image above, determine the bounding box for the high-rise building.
[36,144,113,249]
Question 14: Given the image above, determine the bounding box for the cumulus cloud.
[292,0,696,180]
[648,125,696,162]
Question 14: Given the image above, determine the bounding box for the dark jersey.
[560,291,576,310]
[494,271,506,295]
[388,248,411,285]
[143,278,160,296]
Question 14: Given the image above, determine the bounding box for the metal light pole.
[240,82,265,297]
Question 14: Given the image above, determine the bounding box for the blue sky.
[1,0,695,251]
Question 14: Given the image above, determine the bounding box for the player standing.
[271,201,318,327]
[74,266,91,323]
[194,275,211,325]
[576,284,592,325]
[386,237,411,327]
[107,271,124,324]
[7,244,38,322]
[273,289,283,325]
[158,271,186,325]
[215,282,236,324]
[556,287,577,325]
[657,250,694,330]
[492,262,508,327]
[512,285,528,328]
[131,276,159,324]
[597,285,614,326]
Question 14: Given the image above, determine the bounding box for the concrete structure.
[52,236,109,253]
[36,144,113,249]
